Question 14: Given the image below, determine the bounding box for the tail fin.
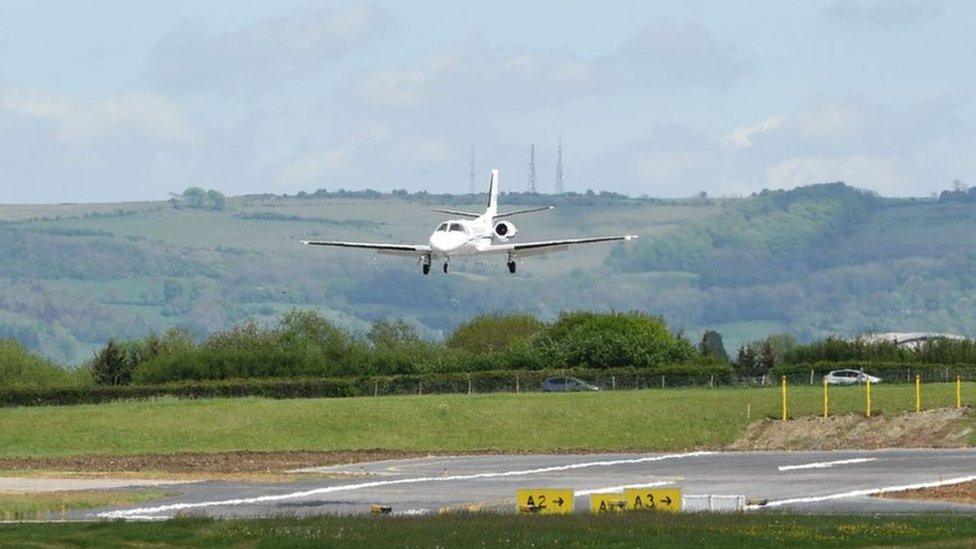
[486,169,499,217]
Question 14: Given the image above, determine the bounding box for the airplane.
[302,169,638,275]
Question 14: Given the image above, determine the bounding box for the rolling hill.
[1,184,973,364]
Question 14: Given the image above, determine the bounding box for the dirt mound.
[728,407,972,451]
[0,450,433,474]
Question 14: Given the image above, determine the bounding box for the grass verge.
[2,513,976,547]
[0,383,971,458]
[0,490,166,521]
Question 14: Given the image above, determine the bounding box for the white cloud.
[723,116,786,149]
[356,68,426,108]
[824,0,944,25]
[615,19,745,90]
[278,148,352,185]
[3,91,190,145]
[765,155,911,193]
[794,105,862,142]
[351,19,744,114]
[148,4,388,91]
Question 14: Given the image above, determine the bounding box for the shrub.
[0,339,84,389]
[446,314,545,355]
[539,311,697,369]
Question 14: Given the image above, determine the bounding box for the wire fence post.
[611,376,616,391]
[915,374,921,413]
[374,380,378,397]
[957,375,962,409]
[781,375,788,422]
[810,370,814,385]
[866,378,872,418]
[418,381,422,396]
[467,377,472,395]
[661,375,665,389]
[515,373,520,394]
[823,376,829,418]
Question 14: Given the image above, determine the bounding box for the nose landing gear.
[443,261,449,274]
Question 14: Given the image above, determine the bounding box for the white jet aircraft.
[302,169,638,274]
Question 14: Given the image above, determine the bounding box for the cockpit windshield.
[449,223,466,233]
[436,223,448,231]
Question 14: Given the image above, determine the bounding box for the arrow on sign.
[662,496,673,506]
[554,497,565,507]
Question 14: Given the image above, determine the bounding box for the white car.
[824,369,882,385]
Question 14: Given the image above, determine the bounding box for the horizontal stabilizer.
[430,208,481,218]
[494,206,554,219]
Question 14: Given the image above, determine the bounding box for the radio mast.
[527,144,537,193]
[555,138,564,193]
[468,146,476,194]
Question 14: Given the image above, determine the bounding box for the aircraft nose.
[430,232,450,252]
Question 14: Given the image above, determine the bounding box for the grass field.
[1,513,975,547]
[0,384,970,458]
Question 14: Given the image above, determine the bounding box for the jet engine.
[493,221,518,240]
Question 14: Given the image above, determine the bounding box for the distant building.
[858,332,966,348]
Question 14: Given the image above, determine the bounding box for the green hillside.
[1,185,974,364]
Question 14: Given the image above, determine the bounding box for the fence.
[779,374,966,420]
[0,365,732,407]
[3,361,974,409]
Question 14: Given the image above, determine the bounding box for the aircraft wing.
[488,235,638,257]
[302,240,431,257]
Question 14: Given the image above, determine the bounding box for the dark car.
[541,377,600,392]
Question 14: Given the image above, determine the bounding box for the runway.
[90,449,976,519]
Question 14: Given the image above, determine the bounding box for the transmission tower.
[527,144,537,193]
[468,146,476,194]
[555,138,564,193]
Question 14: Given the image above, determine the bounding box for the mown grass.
[1,513,975,548]
[0,490,165,521]
[0,383,970,458]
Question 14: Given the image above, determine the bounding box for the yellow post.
[915,374,921,413]
[822,376,829,418]
[957,375,962,409]
[866,378,872,418]
[781,375,788,421]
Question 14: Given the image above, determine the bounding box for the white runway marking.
[98,451,714,519]
[777,458,876,471]
[749,474,976,509]
[574,481,671,496]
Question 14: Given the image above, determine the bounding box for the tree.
[759,341,776,374]
[736,344,758,376]
[182,187,208,209]
[542,311,696,369]
[446,314,545,355]
[764,333,798,364]
[699,330,729,363]
[92,340,133,386]
[368,319,422,349]
[206,189,227,211]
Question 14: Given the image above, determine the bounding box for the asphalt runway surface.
[88,449,976,519]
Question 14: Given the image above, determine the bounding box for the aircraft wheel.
[443,262,449,274]
[508,261,516,274]
[422,263,430,275]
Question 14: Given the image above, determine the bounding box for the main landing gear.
[507,252,517,274]
[443,262,449,274]
[421,253,431,275]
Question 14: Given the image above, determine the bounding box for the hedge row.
[0,364,733,407]
[771,362,976,384]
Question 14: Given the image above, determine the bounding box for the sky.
[0,0,973,203]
